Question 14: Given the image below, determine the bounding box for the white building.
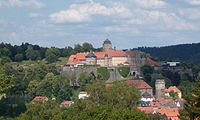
[78,91,90,99]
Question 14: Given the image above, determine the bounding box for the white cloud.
[0,0,45,8]
[179,8,200,20]
[104,26,140,35]
[49,2,131,23]
[127,9,196,30]
[134,0,166,8]
[185,0,200,5]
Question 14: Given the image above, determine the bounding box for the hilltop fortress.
[66,39,158,68]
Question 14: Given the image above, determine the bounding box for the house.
[164,86,182,99]
[78,91,90,99]
[141,92,154,102]
[166,62,180,67]
[32,96,48,103]
[159,107,180,120]
[137,106,156,114]
[60,100,74,108]
[156,98,184,108]
[137,106,180,120]
[125,80,153,96]
[65,39,158,67]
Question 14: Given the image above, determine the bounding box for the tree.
[82,42,93,52]
[0,68,13,94]
[15,53,24,62]
[36,73,57,98]
[25,45,37,60]
[180,76,200,119]
[178,80,195,98]
[148,113,167,120]
[61,46,75,57]
[45,48,61,63]
[78,72,94,86]
[0,47,11,57]
[169,90,178,99]
[57,105,148,120]
[74,44,83,53]
[0,56,11,64]
[17,100,60,120]
[35,72,73,100]
[27,80,40,98]
[141,65,154,86]
[85,80,140,108]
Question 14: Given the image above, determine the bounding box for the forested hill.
[135,43,200,64]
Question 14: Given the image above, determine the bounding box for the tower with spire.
[103,38,112,52]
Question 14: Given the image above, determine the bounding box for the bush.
[118,67,130,78]
[0,56,12,64]
[15,54,24,62]
[97,67,110,80]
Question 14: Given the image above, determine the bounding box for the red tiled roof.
[67,50,159,67]
[137,107,155,114]
[125,80,152,89]
[94,50,128,59]
[150,101,161,107]
[66,60,85,65]
[32,96,48,102]
[138,106,180,120]
[164,86,181,93]
[146,58,160,67]
[60,100,74,106]
[79,91,88,94]
[67,50,139,64]
[158,107,179,119]
[60,100,74,107]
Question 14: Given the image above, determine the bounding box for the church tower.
[103,38,112,52]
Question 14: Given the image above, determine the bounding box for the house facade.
[65,39,158,68]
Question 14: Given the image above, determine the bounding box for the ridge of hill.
[134,43,200,64]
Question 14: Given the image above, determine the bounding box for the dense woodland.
[135,43,200,64]
[0,42,101,64]
[0,42,200,119]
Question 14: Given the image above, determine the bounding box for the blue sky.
[0,0,200,49]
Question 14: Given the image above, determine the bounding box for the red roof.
[60,100,74,105]
[164,86,181,93]
[138,106,180,119]
[67,50,158,67]
[146,58,160,67]
[66,59,85,65]
[67,50,138,64]
[158,107,179,119]
[125,80,152,89]
[60,100,74,107]
[137,107,155,114]
[32,96,48,103]
[150,101,161,107]
[94,50,128,59]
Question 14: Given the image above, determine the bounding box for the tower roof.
[103,38,111,44]
[86,51,97,58]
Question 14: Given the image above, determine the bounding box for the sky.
[0,0,200,49]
